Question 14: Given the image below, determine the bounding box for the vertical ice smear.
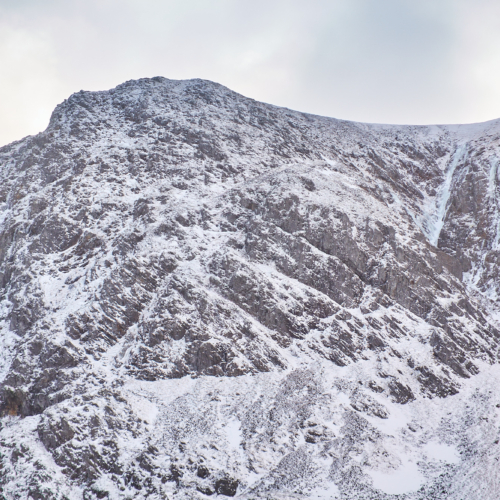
[390,189,427,236]
[489,158,500,250]
[0,295,16,384]
[423,144,468,247]
[488,158,498,198]
[0,202,8,227]
[0,324,16,384]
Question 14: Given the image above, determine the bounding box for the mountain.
[1,77,500,499]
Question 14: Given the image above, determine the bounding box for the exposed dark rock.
[215,477,239,497]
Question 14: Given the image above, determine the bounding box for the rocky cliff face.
[1,77,500,499]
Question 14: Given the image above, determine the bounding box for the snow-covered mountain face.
[1,77,500,500]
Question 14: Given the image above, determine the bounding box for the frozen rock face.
[1,77,500,499]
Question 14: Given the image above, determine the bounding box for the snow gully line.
[425,144,468,247]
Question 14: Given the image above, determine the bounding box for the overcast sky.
[1,0,500,146]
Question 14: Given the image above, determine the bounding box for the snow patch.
[309,481,340,499]
[366,459,424,495]
[225,418,243,449]
[424,442,460,464]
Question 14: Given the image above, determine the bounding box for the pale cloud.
[453,1,500,119]
[0,23,69,145]
[1,0,500,146]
